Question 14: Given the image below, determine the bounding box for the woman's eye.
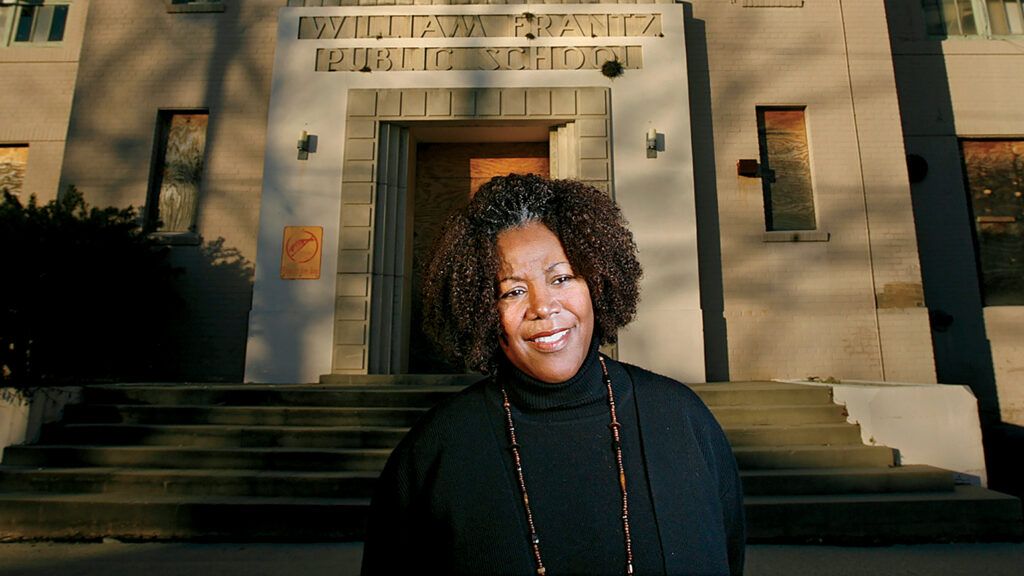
[552,275,574,285]
[501,287,525,299]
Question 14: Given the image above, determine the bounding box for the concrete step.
[66,401,848,431]
[81,382,833,410]
[691,382,835,407]
[723,424,863,447]
[0,467,380,498]
[732,444,894,469]
[1,486,1016,543]
[6,443,894,476]
[318,374,480,386]
[0,492,371,541]
[1,445,391,472]
[45,422,860,450]
[740,465,955,495]
[63,404,429,427]
[82,385,464,408]
[0,465,953,500]
[46,424,410,449]
[745,485,1024,543]
[709,404,848,427]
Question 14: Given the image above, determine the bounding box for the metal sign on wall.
[280,226,323,280]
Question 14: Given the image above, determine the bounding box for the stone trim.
[334,86,612,373]
[762,230,830,243]
[738,0,804,7]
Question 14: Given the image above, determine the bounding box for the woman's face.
[496,221,595,383]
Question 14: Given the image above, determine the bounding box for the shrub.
[0,188,181,385]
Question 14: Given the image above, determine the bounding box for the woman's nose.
[528,286,561,318]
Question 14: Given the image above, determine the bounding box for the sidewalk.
[1,541,1023,575]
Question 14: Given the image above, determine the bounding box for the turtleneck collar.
[497,336,606,413]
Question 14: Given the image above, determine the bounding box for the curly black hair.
[421,174,643,375]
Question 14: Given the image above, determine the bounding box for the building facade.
[3,0,1022,426]
[0,0,84,203]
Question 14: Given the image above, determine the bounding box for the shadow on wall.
[56,2,276,382]
[164,237,255,382]
[883,0,1000,419]
[685,4,729,382]
[984,423,1024,499]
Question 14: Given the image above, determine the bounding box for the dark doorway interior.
[408,141,550,373]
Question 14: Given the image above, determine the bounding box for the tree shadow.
[58,2,275,381]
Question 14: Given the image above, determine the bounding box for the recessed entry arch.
[334,87,613,375]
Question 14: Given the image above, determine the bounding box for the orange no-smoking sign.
[280,226,323,280]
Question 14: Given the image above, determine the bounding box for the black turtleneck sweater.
[361,342,745,575]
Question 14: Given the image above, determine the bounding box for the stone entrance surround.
[334,87,612,374]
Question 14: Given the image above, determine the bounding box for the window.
[757,107,817,231]
[147,111,209,234]
[961,140,1024,305]
[1,2,69,46]
[923,0,1024,36]
[0,145,29,196]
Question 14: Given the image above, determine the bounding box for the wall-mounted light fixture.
[646,128,659,159]
[737,159,759,177]
[297,130,317,160]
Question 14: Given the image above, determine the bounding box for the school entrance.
[338,111,601,376]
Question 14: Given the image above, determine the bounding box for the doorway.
[408,141,550,373]
[333,88,613,377]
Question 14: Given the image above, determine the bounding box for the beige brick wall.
[690,0,934,383]
[0,0,87,203]
[60,0,279,380]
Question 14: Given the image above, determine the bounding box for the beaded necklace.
[500,355,634,576]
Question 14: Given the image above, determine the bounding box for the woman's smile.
[529,328,570,347]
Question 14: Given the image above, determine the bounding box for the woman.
[361,175,745,575]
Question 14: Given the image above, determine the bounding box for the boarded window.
[757,108,816,231]
[148,112,208,233]
[962,140,1024,306]
[0,145,28,196]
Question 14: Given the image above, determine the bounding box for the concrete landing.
[2,541,1024,576]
